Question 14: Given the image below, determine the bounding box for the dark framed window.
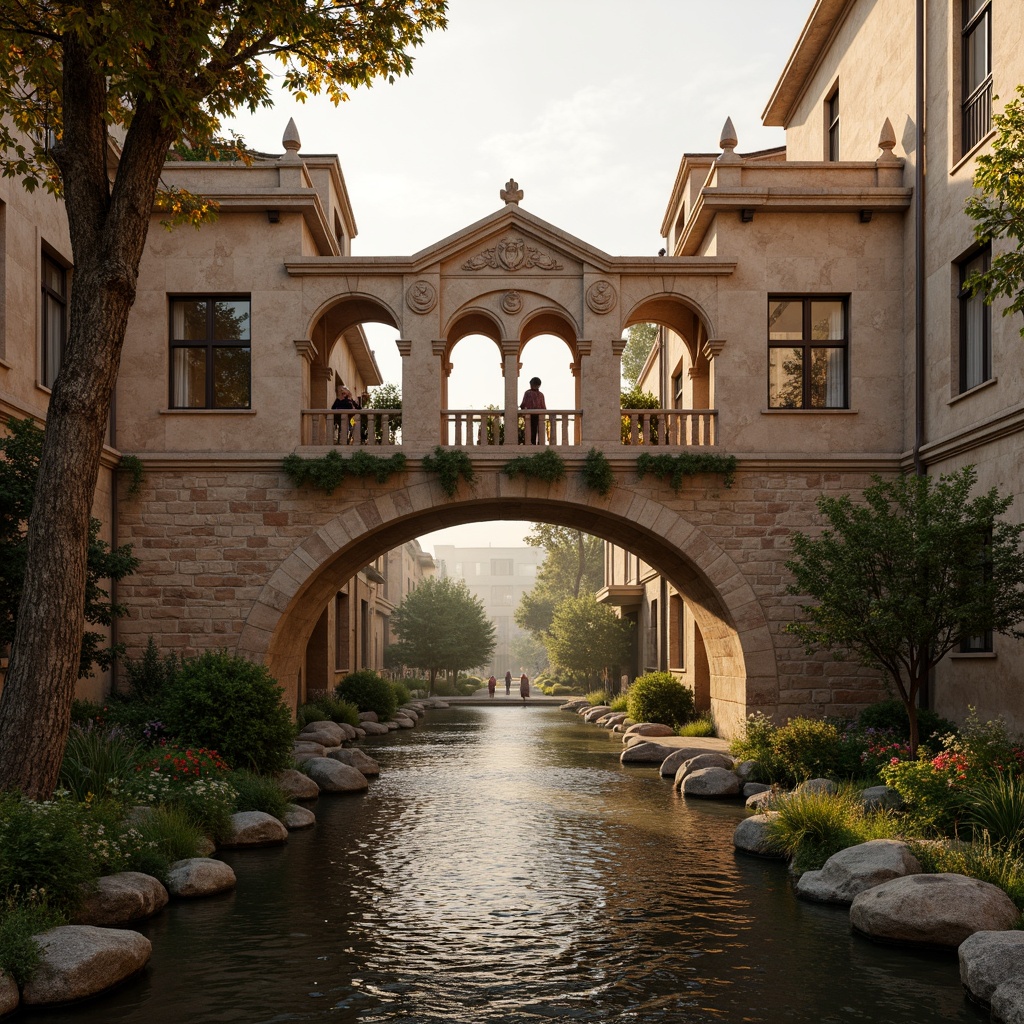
[768,297,849,409]
[960,631,993,654]
[169,296,251,409]
[827,88,840,161]
[41,253,68,388]
[959,247,991,392]
[960,526,994,652]
[962,0,992,154]
[671,368,684,408]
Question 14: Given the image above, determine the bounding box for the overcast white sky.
[227,0,813,551]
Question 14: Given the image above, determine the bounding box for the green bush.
[880,754,972,835]
[297,694,360,729]
[550,683,578,696]
[766,787,901,873]
[335,670,398,720]
[390,680,411,706]
[58,725,143,801]
[70,698,103,725]
[123,636,181,704]
[678,715,716,738]
[163,651,294,773]
[584,689,611,707]
[609,695,629,713]
[230,770,290,821]
[772,718,863,783]
[625,672,695,728]
[0,895,64,986]
[858,700,957,745]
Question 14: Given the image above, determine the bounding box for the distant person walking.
[505,671,512,696]
[520,672,530,701]
[487,674,497,698]
[520,376,546,444]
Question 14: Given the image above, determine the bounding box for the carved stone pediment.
[462,236,563,273]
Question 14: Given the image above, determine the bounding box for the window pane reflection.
[768,347,803,408]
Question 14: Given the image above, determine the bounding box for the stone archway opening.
[245,487,774,739]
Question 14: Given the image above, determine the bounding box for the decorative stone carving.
[406,281,437,314]
[462,237,562,273]
[500,178,524,205]
[703,338,727,361]
[501,290,523,314]
[586,280,617,314]
[719,116,738,153]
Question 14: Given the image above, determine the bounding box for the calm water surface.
[31,707,983,1024]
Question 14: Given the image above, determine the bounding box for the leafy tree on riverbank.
[0,0,447,799]
[390,577,496,696]
[785,468,1024,754]
[544,595,632,688]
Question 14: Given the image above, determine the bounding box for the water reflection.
[28,707,983,1024]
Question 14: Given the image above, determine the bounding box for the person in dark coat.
[520,673,530,701]
[505,671,512,696]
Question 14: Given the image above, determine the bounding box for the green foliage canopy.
[390,576,496,694]
[544,595,632,684]
[620,323,659,387]
[786,467,1024,752]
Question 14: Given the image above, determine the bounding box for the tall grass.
[126,805,206,880]
[913,836,1024,911]
[230,770,290,821]
[966,773,1024,849]
[766,787,901,873]
[59,725,143,801]
[678,715,716,738]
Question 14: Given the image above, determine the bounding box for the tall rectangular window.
[671,368,684,408]
[768,297,848,409]
[959,247,991,392]
[491,558,513,576]
[962,0,992,154]
[41,254,67,388]
[169,296,251,408]
[827,88,840,161]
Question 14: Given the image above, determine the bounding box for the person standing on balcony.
[520,376,546,444]
[332,381,360,444]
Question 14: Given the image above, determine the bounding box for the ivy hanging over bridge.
[283,450,407,495]
[636,452,737,491]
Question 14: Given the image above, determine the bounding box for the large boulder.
[620,741,676,764]
[21,926,151,1006]
[672,752,736,788]
[660,747,727,778]
[794,778,838,796]
[796,840,922,905]
[993,978,1024,1024]
[303,757,370,793]
[0,972,18,1017]
[73,872,168,927]
[327,748,381,776]
[745,788,781,811]
[398,708,419,721]
[860,785,904,811]
[300,721,344,747]
[628,723,675,737]
[165,858,236,898]
[358,721,390,736]
[733,812,783,857]
[561,699,590,711]
[681,767,743,798]
[358,711,379,723]
[850,873,1020,947]
[392,716,415,729]
[221,811,288,848]
[734,760,759,781]
[583,706,612,722]
[282,804,316,830]
[959,930,1024,1008]
[337,722,358,741]
[293,741,327,759]
[275,768,320,801]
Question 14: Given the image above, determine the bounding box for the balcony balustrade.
[441,409,582,448]
[300,409,401,447]
[620,409,717,447]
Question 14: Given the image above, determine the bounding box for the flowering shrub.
[859,734,914,777]
[881,753,973,832]
[134,744,229,782]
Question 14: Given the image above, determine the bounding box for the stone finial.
[877,117,898,162]
[500,178,524,205]
[719,116,738,154]
[282,118,302,156]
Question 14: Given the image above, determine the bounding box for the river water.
[31,706,983,1024]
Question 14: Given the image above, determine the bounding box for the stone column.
[578,337,623,446]
[396,337,443,451]
[502,340,521,446]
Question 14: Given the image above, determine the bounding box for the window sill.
[950,130,997,176]
[35,381,53,396]
[760,408,857,415]
[948,377,996,405]
[949,651,996,660]
[0,356,11,371]
[159,408,256,415]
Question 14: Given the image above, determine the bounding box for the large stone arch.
[237,474,776,737]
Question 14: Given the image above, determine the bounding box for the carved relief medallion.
[462,237,563,273]
[501,290,523,314]
[586,280,617,315]
[406,280,437,314]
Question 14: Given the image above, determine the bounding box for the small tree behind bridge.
[785,467,1024,754]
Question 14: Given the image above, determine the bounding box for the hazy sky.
[227,0,812,551]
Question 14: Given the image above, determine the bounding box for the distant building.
[433,544,543,677]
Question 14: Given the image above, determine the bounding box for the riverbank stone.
[73,872,168,927]
[222,811,288,848]
[682,767,742,798]
[627,723,675,738]
[21,926,151,1007]
[959,931,1024,1008]
[745,788,781,810]
[733,812,783,857]
[276,768,320,801]
[293,741,327,759]
[300,721,344,747]
[620,741,676,764]
[735,760,759,781]
[992,978,1024,1024]
[796,840,922,905]
[660,747,727,779]
[327,748,381,775]
[850,873,1020,947]
[166,858,236,897]
[860,785,904,811]
[743,782,771,797]
[583,706,612,722]
[304,757,370,793]
[794,778,838,796]
[672,752,736,788]
[358,721,390,736]
[358,711,379,722]
[0,972,18,1016]
[561,699,589,711]
[282,804,316,830]
[393,716,415,728]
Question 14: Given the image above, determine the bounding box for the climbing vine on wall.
[503,449,566,484]
[581,448,614,496]
[636,452,737,491]
[119,454,145,496]
[283,450,407,495]
[422,446,475,497]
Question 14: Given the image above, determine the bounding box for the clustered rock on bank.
[0,699,447,1016]
[561,698,1024,1024]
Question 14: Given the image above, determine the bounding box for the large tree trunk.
[0,40,176,799]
